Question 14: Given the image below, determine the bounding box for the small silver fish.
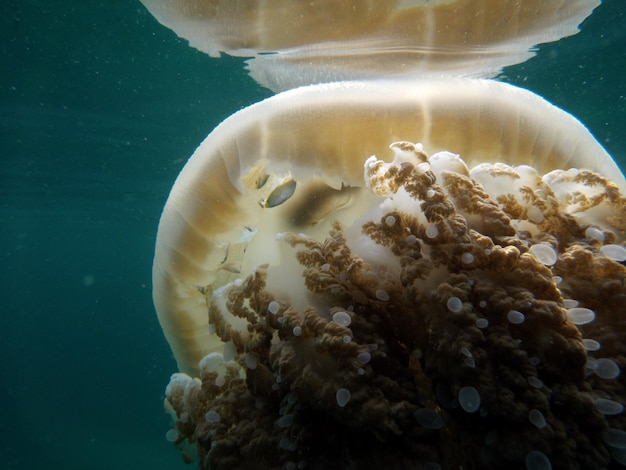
[260,178,297,208]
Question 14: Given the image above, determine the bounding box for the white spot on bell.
[447,296,463,313]
[525,450,552,470]
[595,398,624,416]
[507,310,525,324]
[461,252,475,264]
[527,206,544,223]
[529,243,557,266]
[582,338,601,351]
[585,226,605,242]
[332,311,352,327]
[566,307,595,326]
[425,224,438,239]
[600,244,626,262]
[594,358,621,379]
[336,388,351,407]
[528,409,546,429]
[414,408,443,430]
[375,289,390,301]
[458,386,480,413]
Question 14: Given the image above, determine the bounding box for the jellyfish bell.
[139,0,601,91]
[153,78,625,372]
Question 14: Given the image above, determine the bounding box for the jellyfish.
[141,1,626,469]
[153,79,626,469]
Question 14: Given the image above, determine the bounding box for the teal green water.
[0,1,624,469]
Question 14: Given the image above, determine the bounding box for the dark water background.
[0,1,624,469]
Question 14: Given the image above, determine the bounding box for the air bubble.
[527,376,543,388]
[292,326,302,336]
[414,408,443,430]
[447,296,463,313]
[595,398,624,416]
[332,311,352,327]
[476,318,488,329]
[600,244,626,262]
[529,244,557,266]
[594,358,620,379]
[343,335,352,343]
[268,301,280,314]
[528,409,546,429]
[426,189,436,199]
[385,215,396,226]
[406,234,417,245]
[336,388,351,407]
[507,310,525,324]
[458,386,480,413]
[321,263,331,271]
[375,289,390,301]
[478,300,487,308]
[566,307,595,325]
[425,224,439,239]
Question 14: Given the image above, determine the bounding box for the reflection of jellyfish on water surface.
[141,1,626,468]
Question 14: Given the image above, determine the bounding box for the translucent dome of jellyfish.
[140,0,602,92]
[141,1,626,469]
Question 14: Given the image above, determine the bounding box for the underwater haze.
[0,1,624,469]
